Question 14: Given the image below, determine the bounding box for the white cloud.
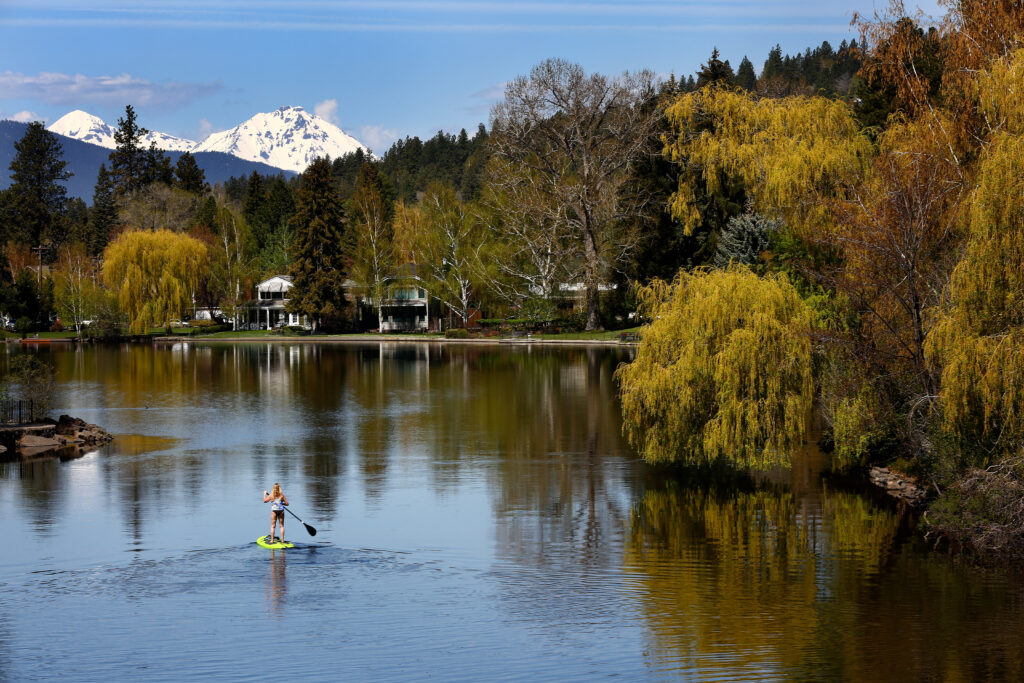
[359,125,399,152]
[314,98,340,125]
[466,81,507,115]
[5,110,43,123]
[0,71,221,108]
[198,117,215,140]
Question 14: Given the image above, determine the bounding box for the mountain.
[49,110,197,152]
[193,106,370,173]
[0,120,295,201]
[43,106,370,174]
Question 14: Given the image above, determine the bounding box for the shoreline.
[151,334,638,347]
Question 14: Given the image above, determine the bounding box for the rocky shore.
[0,415,114,459]
[869,465,928,506]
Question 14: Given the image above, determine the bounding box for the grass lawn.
[535,326,643,341]
[19,330,81,339]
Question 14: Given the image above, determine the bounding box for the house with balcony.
[240,275,309,330]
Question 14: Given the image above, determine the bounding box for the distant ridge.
[0,120,295,202]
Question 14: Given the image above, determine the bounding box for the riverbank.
[150,331,640,347]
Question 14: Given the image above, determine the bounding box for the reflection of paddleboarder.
[263,483,289,543]
[266,548,287,617]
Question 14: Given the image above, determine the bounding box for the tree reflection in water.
[625,454,1024,681]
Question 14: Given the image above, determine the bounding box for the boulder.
[18,434,62,449]
[56,415,113,445]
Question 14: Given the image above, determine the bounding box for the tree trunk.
[583,228,602,331]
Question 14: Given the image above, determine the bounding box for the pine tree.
[287,157,349,332]
[174,151,207,194]
[141,142,174,186]
[108,105,148,197]
[696,48,736,88]
[713,213,780,268]
[736,56,757,91]
[3,121,71,249]
[89,164,118,256]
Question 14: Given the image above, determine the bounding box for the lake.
[2,342,1023,681]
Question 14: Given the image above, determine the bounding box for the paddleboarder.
[263,483,289,543]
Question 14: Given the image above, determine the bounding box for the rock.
[56,414,113,445]
[0,444,6,455]
[18,434,62,449]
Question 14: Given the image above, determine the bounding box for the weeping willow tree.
[926,50,1024,455]
[617,265,813,468]
[102,228,209,334]
[662,87,872,237]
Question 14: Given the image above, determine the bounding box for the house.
[240,276,309,330]
[354,264,435,332]
[358,282,433,332]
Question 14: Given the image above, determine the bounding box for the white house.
[241,275,309,330]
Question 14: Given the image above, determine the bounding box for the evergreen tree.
[174,152,207,194]
[3,121,71,249]
[762,44,786,82]
[696,48,736,88]
[242,172,265,226]
[287,157,349,332]
[713,213,781,268]
[141,142,174,186]
[89,164,118,256]
[736,56,757,91]
[108,105,148,197]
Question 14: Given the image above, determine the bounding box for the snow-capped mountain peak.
[44,105,369,173]
[48,110,117,149]
[48,110,196,152]
[193,105,370,173]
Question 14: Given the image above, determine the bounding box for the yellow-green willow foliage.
[662,87,872,235]
[102,228,209,334]
[624,482,899,677]
[617,265,813,468]
[927,51,1024,452]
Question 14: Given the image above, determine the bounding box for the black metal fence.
[0,399,35,425]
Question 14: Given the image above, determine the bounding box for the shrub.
[925,456,1024,558]
[445,328,471,339]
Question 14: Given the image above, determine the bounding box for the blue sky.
[0,0,942,153]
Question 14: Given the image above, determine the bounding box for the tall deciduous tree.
[52,243,99,336]
[2,121,71,249]
[102,228,209,334]
[490,58,661,330]
[287,157,348,332]
[409,183,484,326]
[347,162,395,329]
[617,265,813,468]
[479,161,574,312]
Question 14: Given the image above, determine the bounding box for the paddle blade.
[304,523,317,536]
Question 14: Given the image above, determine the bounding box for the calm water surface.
[2,342,1023,682]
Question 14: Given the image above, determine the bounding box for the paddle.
[283,506,317,536]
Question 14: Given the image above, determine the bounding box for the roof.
[256,275,294,293]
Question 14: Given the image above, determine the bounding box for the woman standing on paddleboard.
[263,483,289,543]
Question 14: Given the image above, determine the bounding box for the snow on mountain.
[192,106,370,173]
[143,130,197,152]
[48,110,117,149]
[48,110,197,152]
[45,106,368,173]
